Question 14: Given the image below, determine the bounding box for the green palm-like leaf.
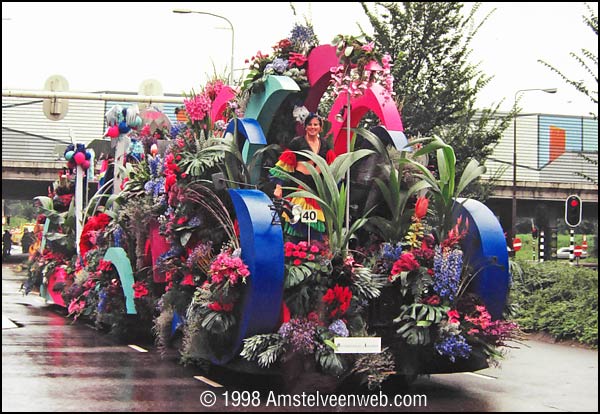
[275,149,374,256]
[34,196,54,211]
[456,158,486,196]
[399,135,486,236]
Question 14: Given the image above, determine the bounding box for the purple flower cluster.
[328,319,349,337]
[434,334,472,362]
[186,241,213,269]
[278,318,318,354]
[432,246,463,302]
[265,58,288,74]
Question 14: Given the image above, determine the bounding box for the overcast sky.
[2,2,597,117]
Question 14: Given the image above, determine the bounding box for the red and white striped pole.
[539,230,545,263]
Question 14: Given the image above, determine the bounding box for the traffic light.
[565,195,582,227]
[532,226,538,239]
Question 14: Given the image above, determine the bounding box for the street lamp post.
[173,9,235,85]
[511,88,557,240]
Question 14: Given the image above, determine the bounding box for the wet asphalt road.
[2,260,598,412]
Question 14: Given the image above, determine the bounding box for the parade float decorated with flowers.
[23,23,518,391]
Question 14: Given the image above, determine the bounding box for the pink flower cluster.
[209,250,250,285]
[184,93,212,122]
[67,299,86,319]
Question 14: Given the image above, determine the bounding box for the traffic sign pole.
[569,229,575,265]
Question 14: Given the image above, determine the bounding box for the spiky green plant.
[397,135,486,237]
[276,148,375,256]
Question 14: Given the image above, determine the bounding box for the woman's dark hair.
[304,112,323,128]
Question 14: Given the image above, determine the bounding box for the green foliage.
[278,148,375,256]
[3,200,37,222]
[356,127,430,243]
[240,333,286,368]
[394,303,449,345]
[510,260,598,347]
[360,2,510,200]
[398,135,486,237]
[315,347,345,376]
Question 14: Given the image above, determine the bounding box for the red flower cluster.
[389,253,420,281]
[207,302,234,313]
[132,281,149,299]
[79,213,112,258]
[163,153,181,193]
[421,295,441,305]
[414,196,429,220]
[442,216,469,249]
[322,285,352,319]
[288,52,308,68]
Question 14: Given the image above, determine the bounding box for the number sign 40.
[300,209,318,223]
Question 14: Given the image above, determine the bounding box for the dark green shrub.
[510,260,598,347]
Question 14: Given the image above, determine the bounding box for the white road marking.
[128,344,148,353]
[194,375,224,388]
[464,371,497,380]
[2,316,19,329]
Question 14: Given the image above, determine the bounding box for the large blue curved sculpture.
[452,198,510,320]
[210,189,284,364]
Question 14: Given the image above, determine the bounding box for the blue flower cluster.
[434,334,472,362]
[328,319,349,337]
[143,177,165,198]
[432,246,463,302]
[148,154,162,177]
[377,242,403,274]
[381,242,403,262]
[97,290,108,313]
[113,226,123,248]
[157,245,184,267]
[289,23,318,50]
[170,123,187,137]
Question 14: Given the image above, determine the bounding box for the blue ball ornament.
[118,121,131,134]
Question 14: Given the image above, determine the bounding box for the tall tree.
[360,2,510,197]
[538,3,598,120]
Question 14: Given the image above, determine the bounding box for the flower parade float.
[23,25,518,391]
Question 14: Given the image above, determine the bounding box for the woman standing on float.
[269,113,337,240]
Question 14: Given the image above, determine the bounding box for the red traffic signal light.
[565,195,582,227]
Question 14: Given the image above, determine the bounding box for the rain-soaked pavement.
[2,258,598,412]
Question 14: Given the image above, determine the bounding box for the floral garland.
[330,34,395,102]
